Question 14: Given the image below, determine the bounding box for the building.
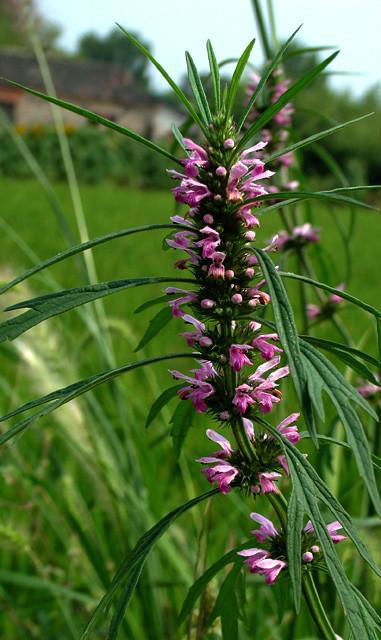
[0,49,183,138]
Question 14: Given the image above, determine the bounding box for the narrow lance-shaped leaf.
[238,25,302,131]
[236,50,340,152]
[116,24,208,134]
[2,79,181,164]
[206,39,221,111]
[266,113,374,163]
[0,353,198,446]
[280,271,381,319]
[185,51,212,124]
[0,224,190,296]
[235,188,377,212]
[253,248,315,441]
[287,484,304,612]
[170,400,195,457]
[0,277,195,344]
[145,384,184,429]
[134,306,173,352]
[80,489,220,640]
[225,39,255,120]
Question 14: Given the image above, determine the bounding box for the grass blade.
[206,40,221,111]
[225,39,255,119]
[185,51,212,124]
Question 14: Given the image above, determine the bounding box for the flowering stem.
[269,492,337,640]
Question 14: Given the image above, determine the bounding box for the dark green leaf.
[0,224,187,296]
[0,277,195,343]
[170,400,195,457]
[179,539,253,624]
[266,113,374,163]
[185,51,212,124]
[250,0,272,58]
[301,336,380,368]
[300,342,381,514]
[135,306,173,352]
[208,564,240,639]
[206,40,221,111]
[134,295,169,315]
[238,188,376,211]
[225,39,255,119]
[253,248,315,441]
[0,353,196,445]
[236,51,339,152]
[281,271,381,319]
[145,384,184,429]
[2,79,180,164]
[116,25,207,134]
[287,484,304,612]
[80,489,219,639]
[171,123,187,152]
[238,26,302,131]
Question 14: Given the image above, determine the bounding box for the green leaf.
[208,564,240,639]
[287,484,304,612]
[80,489,219,639]
[0,224,187,296]
[225,39,255,119]
[300,342,381,515]
[135,306,173,352]
[237,188,376,211]
[171,123,187,152]
[0,353,196,445]
[266,113,374,163]
[238,25,302,131]
[170,400,195,457]
[116,24,207,134]
[284,46,337,59]
[185,51,212,124]
[300,433,381,471]
[206,40,221,111]
[253,248,315,441]
[2,79,180,164]
[179,539,253,624]
[251,0,272,58]
[301,336,380,368]
[0,277,195,343]
[145,384,184,429]
[134,295,169,315]
[236,50,339,152]
[280,271,381,319]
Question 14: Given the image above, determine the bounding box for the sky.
[37,0,381,98]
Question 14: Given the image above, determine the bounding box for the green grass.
[0,178,380,639]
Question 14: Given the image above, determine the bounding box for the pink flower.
[251,332,283,361]
[238,548,286,584]
[182,138,209,177]
[233,384,256,415]
[208,251,226,279]
[304,520,347,544]
[330,283,345,304]
[293,223,319,244]
[248,357,289,413]
[357,380,381,398]
[250,513,278,541]
[169,366,215,413]
[254,471,282,494]
[276,413,301,444]
[194,226,221,258]
[237,547,269,571]
[307,303,321,320]
[166,230,197,251]
[242,417,254,440]
[172,178,211,207]
[197,429,238,493]
[229,344,253,372]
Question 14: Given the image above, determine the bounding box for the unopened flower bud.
[201,298,215,309]
[219,411,230,420]
[246,254,258,266]
[248,298,259,307]
[311,545,320,554]
[245,231,256,242]
[214,194,222,201]
[225,269,235,279]
[224,138,235,149]
[216,166,227,177]
[302,552,314,563]
[245,267,255,278]
[231,293,243,304]
[199,336,213,347]
[203,214,214,224]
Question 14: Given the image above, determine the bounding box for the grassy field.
[0,177,380,639]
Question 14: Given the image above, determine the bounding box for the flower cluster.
[164,133,302,501]
[307,283,345,321]
[238,513,347,584]
[265,223,320,253]
[197,413,300,495]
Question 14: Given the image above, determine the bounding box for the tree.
[77,28,150,88]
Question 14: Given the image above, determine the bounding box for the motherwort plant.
[0,21,380,640]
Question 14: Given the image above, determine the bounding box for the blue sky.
[38,0,380,97]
